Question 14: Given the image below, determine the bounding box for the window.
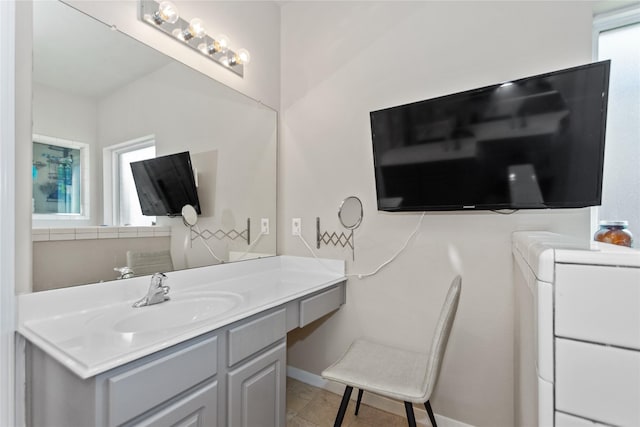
[103,136,156,226]
[32,134,89,219]
[594,7,640,240]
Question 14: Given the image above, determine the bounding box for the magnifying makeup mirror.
[181,204,224,263]
[316,196,363,261]
[338,196,363,230]
[182,204,198,227]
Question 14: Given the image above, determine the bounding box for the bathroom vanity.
[18,256,346,427]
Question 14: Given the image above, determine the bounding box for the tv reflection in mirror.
[130,151,201,216]
[370,60,611,211]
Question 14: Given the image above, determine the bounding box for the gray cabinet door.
[227,342,286,427]
[130,380,218,427]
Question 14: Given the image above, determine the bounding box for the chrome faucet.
[132,272,170,308]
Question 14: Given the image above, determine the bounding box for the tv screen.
[370,60,611,212]
[130,151,201,216]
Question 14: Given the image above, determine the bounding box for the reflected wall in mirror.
[31,1,277,292]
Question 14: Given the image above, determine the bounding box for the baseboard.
[287,366,474,427]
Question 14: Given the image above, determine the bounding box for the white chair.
[126,249,174,277]
[321,275,462,427]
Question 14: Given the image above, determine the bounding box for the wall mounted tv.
[130,151,201,216]
[370,60,611,212]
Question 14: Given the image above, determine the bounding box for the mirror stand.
[316,196,363,261]
[316,217,355,261]
[186,218,251,247]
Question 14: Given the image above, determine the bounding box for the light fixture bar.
[139,0,245,77]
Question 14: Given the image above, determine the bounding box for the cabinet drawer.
[556,411,609,427]
[108,335,218,427]
[228,309,286,366]
[556,264,640,349]
[556,338,640,427]
[300,284,345,327]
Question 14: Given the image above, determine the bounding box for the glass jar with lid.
[594,220,633,247]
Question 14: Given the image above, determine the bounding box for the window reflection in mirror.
[32,135,89,218]
[104,136,156,226]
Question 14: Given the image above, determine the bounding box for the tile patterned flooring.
[286,378,407,427]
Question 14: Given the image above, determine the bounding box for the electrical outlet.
[261,218,270,235]
[292,218,301,236]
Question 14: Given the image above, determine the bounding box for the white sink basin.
[114,292,243,334]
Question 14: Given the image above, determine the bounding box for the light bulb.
[216,34,230,50]
[187,18,206,39]
[228,49,250,67]
[198,35,229,55]
[153,1,179,25]
[236,49,251,64]
[175,18,206,41]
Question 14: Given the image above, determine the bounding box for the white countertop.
[18,256,345,379]
[512,231,640,282]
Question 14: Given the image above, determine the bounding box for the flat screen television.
[130,151,201,216]
[370,60,611,212]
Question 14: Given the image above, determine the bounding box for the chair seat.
[322,338,429,403]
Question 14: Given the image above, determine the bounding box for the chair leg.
[333,386,353,427]
[404,402,417,427]
[354,389,364,415]
[424,400,438,427]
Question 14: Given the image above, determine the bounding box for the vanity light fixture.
[139,0,251,77]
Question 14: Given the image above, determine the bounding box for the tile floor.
[286,378,407,427]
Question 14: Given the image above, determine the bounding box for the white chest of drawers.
[513,231,640,427]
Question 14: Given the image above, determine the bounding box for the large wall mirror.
[31,1,277,291]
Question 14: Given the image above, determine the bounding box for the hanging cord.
[296,232,341,272]
[348,212,425,279]
[192,224,225,263]
[296,212,426,279]
[233,230,266,261]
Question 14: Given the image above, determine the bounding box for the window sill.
[32,226,171,242]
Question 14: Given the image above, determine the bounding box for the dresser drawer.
[299,283,345,327]
[108,335,218,427]
[556,264,640,349]
[555,412,607,427]
[556,411,609,427]
[228,309,286,366]
[556,338,640,427]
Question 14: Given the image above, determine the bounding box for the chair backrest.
[422,275,462,400]
[126,249,174,277]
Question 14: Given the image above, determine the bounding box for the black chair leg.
[333,386,353,427]
[354,389,364,415]
[404,402,417,427]
[424,400,437,427]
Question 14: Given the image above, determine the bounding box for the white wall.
[0,2,17,424]
[280,2,595,426]
[32,83,99,227]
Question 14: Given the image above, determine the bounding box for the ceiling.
[33,1,171,99]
